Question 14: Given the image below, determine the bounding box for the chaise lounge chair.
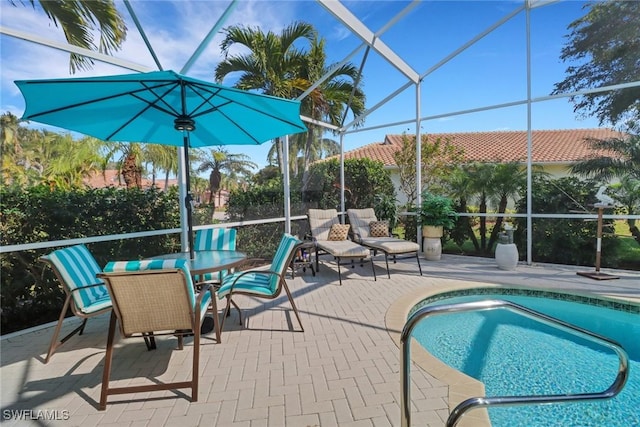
[347,208,422,278]
[307,209,376,285]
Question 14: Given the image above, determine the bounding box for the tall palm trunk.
[122,152,141,188]
[479,192,488,253]
[488,195,509,249]
[301,127,315,195]
[209,169,222,220]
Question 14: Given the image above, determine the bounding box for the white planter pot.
[422,225,443,238]
[423,237,442,261]
[495,243,518,270]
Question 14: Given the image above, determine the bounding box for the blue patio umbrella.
[16,70,307,257]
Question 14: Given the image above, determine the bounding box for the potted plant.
[418,192,458,260]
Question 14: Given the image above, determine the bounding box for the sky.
[1,0,601,171]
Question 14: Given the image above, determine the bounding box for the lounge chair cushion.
[360,237,420,255]
[369,221,389,237]
[328,224,350,241]
[317,240,370,258]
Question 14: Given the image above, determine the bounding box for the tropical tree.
[143,144,179,189]
[465,162,495,253]
[41,134,102,189]
[215,22,315,172]
[610,176,640,245]
[1,112,49,187]
[196,148,257,218]
[11,0,127,74]
[570,127,640,245]
[394,133,465,206]
[445,165,479,249]
[268,133,340,177]
[570,130,640,181]
[292,35,366,187]
[486,162,528,250]
[103,142,143,188]
[552,1,640,126]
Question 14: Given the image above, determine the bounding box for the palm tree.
[103,142,143,188]
[44,134,103,189]
[214,22,316,173]
[570,131,640,181]
[11,0,127,73]
[197,148,257,218]
[610,176,640,245]
[293,35,366,185]
[143,145,179,189]
[570,126,640,244]
[487,162,528,249]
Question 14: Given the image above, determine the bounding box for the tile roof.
[339,129,624,167]
[83,169,178,189]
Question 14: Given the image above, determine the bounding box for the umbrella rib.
[23,81,178,121]
[185,86,224,119]
[187,83,305,141]
[196,82,305,129]
[105,82,181,141]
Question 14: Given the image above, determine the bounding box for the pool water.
[412,293,640,427]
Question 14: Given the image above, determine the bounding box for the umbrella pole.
[183,133,195,259]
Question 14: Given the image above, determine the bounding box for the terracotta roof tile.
[338,129,623,167]
[83,170,178,189]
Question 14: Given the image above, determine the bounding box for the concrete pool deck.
[1,254,638,426]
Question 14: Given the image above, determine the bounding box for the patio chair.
[217,233,304,332]
[307,209,375,285]
[39,244,112,363]
[194,227,242,323]
[347,208,422,278]
[97,259,213,410]
[194,227,237,283]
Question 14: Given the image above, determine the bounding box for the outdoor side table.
[289,241,316,278]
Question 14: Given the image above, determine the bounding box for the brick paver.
[1,255,638,426]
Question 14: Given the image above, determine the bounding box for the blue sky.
[1,0,600,170]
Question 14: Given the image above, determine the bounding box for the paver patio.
[1,254,638,427]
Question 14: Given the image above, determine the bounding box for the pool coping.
[385,278,639,427]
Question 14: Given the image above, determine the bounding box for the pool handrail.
[400,299,630,427]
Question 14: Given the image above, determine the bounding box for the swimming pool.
[410,288,640,427]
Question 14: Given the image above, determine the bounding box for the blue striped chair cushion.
[103,259,200,309]
[194,228,237,282]
[217,272,274,298]
[218,233,301,298]
[45,245,111,314]
[194,228,236,251]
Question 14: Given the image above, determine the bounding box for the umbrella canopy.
[16,70,307,256]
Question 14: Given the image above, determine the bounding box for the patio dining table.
[149,250,247,343]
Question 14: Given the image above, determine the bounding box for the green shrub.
[0,185,181,333]
[513,176,621,267]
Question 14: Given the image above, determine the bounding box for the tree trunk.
[276,137,285,175]
[479,192,487,253]
[122,152,141,188]
[301,128,314,196]
[488,195,509,249]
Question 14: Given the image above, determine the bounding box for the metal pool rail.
[400,299,630,427]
